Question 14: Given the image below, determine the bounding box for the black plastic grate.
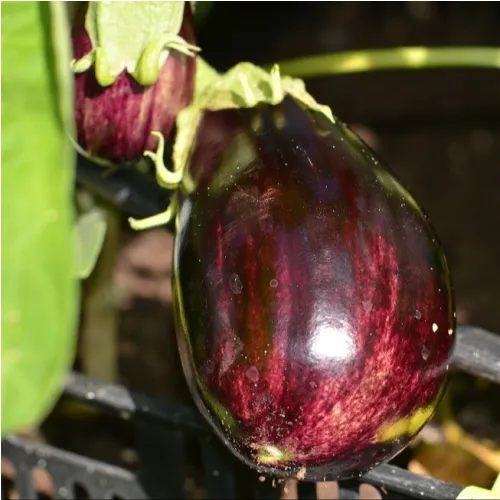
[3,323,500,499]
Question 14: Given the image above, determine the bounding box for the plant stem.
[76,154,175,232]
[274,47,500,79]
[80,206,121,382]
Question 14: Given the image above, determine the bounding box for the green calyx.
[184,61,333,118]
[253,443,295,465]
[128,59,333,231]
[71,1,200,87]
[172,61,334,195]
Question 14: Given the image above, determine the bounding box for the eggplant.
[71,2,197,165]
[172,94,455,481]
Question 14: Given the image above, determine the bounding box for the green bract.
[71,1,200,86]
[2,2,78,434]
[129,60,334,231]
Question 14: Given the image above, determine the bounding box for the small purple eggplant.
[71,2,197,164]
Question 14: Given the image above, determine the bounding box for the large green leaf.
[1,2,78,434]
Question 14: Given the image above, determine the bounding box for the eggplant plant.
[2,1,500,483]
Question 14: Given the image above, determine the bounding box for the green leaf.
[75,208,107,280]
[73,1,200,86]
[1,2,78,434]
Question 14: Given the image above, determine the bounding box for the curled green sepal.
[133,34,200,86]
[128,131,182,230]
[71,1,200,87]
[144,131,184,188]
[174,62,333,180]
[128,61,334,231]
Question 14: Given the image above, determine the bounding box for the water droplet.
[448,328,454,336]
[362,300,372,312]
[259,476,266,482]
[432,323,439,333]
[246,366,259,382]
[58,487,69,498]
[415,310,421,320]
[421,346,430,360]
[213,469,220,477]
[270,279,278,288]
[86,391,95,400]
[37,459,47,468]
[229,274,243,294]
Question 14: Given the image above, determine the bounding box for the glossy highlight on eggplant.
[173,96,456,481]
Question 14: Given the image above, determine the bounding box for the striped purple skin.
[72,4,196,163]
[173,96,455,481]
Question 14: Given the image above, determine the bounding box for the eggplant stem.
[273,46,500,79]
[80,207,120,383]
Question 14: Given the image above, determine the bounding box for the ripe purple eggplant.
[172,95,456,481]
